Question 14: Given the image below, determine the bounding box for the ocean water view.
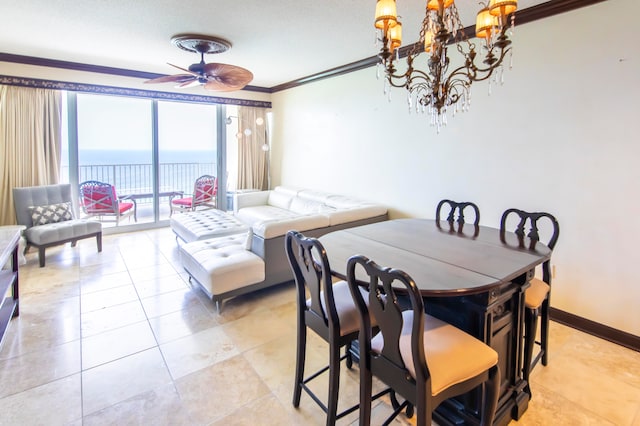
[77,149,216,166]
[63,149,218,197]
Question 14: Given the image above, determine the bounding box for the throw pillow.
[30,202,74,226]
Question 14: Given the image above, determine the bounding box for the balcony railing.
[64,162,216,203]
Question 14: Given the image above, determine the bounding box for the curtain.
[0,85,62,225]
[237,107,269,190]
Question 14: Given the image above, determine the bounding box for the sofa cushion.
[180,234,265,297]
[170,209,248,243]
[236,205,300,225]
[252,215,331,239]
[30,202,74,226]
[266,191,293,210]
[289,197,335,215]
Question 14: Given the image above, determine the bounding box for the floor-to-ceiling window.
[62,92,224,231]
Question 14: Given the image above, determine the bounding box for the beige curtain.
[0,85,62,225]
[237,107,269,190]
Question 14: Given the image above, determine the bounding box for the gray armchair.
[12,184,103,267]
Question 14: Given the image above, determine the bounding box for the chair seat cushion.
[25,219,102,245]
[372,311,498,396]
[172,197,194,207]
[525,277,550,309]
[308,280,372,337]
[119,202,134,214]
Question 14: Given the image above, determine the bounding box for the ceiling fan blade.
[202,63,253,91]
[176,79,203,88]
[144,74,196,84]
[167,62,200,77]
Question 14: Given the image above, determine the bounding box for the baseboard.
[550,307,640,352]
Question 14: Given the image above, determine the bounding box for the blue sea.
[77,149,216,165]
[69,149,217,194]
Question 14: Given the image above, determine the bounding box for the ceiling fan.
[144,35,253,92]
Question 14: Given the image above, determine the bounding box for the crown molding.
[0,0,609,95]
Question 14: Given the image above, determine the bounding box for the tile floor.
[0,227,639,425]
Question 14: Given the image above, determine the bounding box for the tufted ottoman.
[179,233,265,311]
[170,209,248,243]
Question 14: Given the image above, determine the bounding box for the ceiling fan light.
[475,7,498,39]
[489,0,517,16]
[375,0,398,30]
[427,0,454,11]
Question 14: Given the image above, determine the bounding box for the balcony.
[64,162,217,227]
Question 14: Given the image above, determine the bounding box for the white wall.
[271,0,640,336]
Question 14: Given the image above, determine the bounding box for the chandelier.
[375,0,518,130]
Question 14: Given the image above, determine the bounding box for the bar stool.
[500,208,560,394]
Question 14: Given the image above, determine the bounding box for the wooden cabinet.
[0,227,20,346]
[426,271,532,426]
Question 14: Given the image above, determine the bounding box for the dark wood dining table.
[319,218,551,426]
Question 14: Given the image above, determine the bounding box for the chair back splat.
[435,199,480,235]
[347,254,500,426]
[500,208,560,394]
[285,230,361,425]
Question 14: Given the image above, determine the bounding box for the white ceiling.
[1,0,548,89]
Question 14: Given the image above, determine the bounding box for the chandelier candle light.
[375,0,518,131]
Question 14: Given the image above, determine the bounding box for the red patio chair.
[170,175,217,217]
[79,180,137,226]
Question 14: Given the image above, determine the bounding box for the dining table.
[319,218,552,426]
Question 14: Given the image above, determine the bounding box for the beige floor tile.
[127,262,180,283]
[81,283,139,313]
[81,299,147,338]
[147,301,219,344]
[80,270,132,294]
[82,347,172,416]
[160,325,238,379]
[220,305,295,352]
[175,354,271,424]
[81,320,157,369]
[140,287,204,319]
[209,393,293,426]
[82,383,194,426]
[0,309,81,359]
[0,339,80,399]
[133,273,189,299]
[79,258,129,278]
[0,374,82,425]
[512,381,616,425]
[531,348,640,425]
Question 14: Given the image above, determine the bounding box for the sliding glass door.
[63,93,224,230]
[158,101,218,219]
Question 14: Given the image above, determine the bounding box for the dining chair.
[285,230,364,425]
[500,208,560,393]
[170,174,217,216]
[435,199,480,234]
[346,254,500,426]
[79,180,137,226]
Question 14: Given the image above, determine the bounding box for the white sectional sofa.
[173,186,388,310]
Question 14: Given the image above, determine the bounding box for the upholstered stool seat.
[170,209,248,243]
[179,233,265,310]
[524,277,550,309]
[373,311,498,396]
